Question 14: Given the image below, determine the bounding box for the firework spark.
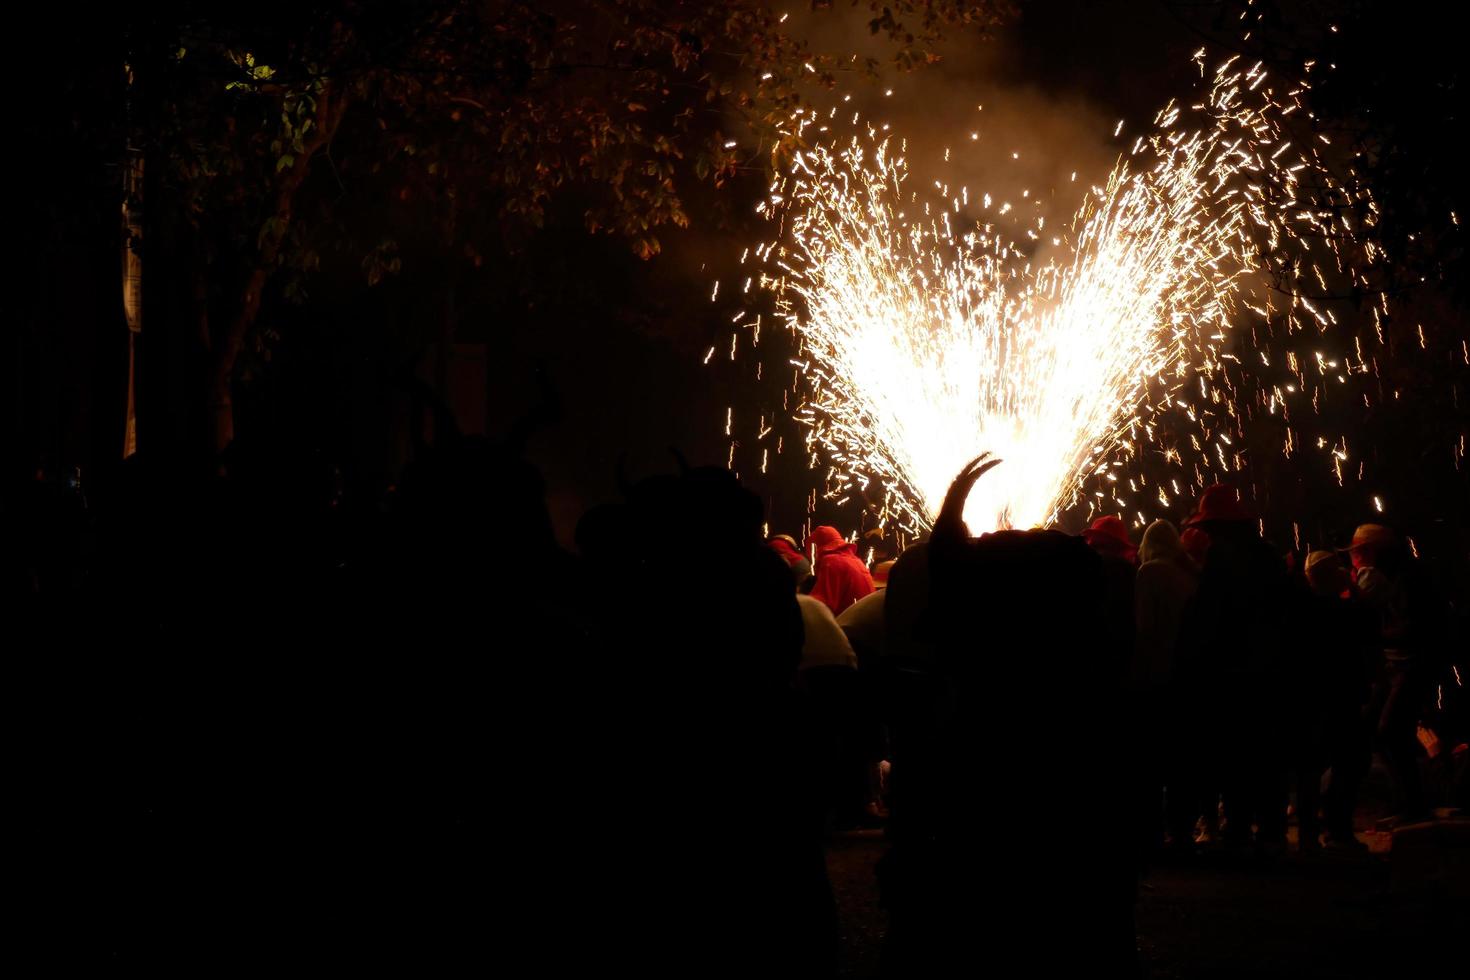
[747,57,1384,533]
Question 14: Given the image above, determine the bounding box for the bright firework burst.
[737,54,1386,534]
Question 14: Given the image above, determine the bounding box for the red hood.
[806,528,875,615]
[768,537,807,566]
[1082,516,1137,563]
[804,525,855,556]
[1184,484,1254,527]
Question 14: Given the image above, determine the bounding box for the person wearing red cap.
[1082,516,1138,693]
[1179,526,1211,567]
[804,525,874,616]
[767,533,814,589]
[1182,483,1255,529]
[1083,515,1139,565]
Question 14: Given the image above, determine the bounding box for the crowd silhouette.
[8,421,1467,975]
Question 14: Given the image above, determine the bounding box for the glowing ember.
[744,56,1385,533]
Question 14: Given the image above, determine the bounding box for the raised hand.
[933,453,1003,542]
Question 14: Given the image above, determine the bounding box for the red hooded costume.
[1082,516,1138,565]
[804,525,874,616]
[767,536,807,567]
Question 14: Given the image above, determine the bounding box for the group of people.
[788,467,1466,973]
[765,480,1466,865]
[1110,489,1466,858]
[8,442,1467,974]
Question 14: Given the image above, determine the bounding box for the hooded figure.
[767,534,813,589]
[805,525,874,616]
[1133,519,1203,855]
[1180,526,1211,567]
[1133,520,1198,692]
[1183,483,1254,528]
[1083,515,1139,565]
[1082,516,1138,671]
